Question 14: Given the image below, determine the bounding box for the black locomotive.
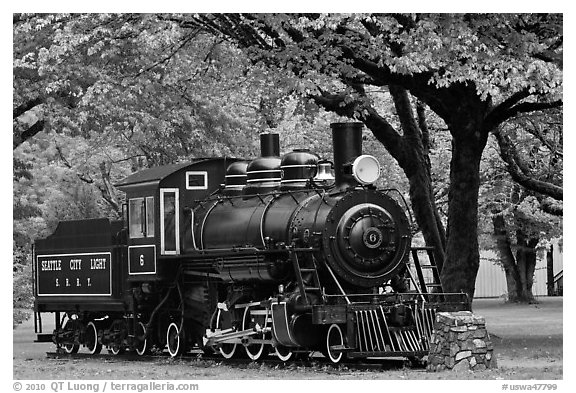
[33,122,468,363]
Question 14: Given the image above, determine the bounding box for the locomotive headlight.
[352,155,381,185]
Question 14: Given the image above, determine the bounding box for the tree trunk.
[441,118,488,300]
[387,86,446,270]
[547,244,554,296]
[492,213,518,299]
[492,213,540,303]
[406,157,446,271]
[514,230,538,303]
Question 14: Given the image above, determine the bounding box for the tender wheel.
[325,324,344,364]
[85,322,102,355]
[107,319,126,355]
[61,318,80,354]
[214,309,237,359]
[242,307,265,361]
[166,322,185,357]
[63,343,80,354]
[275,346,293,362]
[109,345,125,355]
[135,322,148,356]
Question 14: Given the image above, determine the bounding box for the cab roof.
[114,162,193,189]
[114,158,245,191]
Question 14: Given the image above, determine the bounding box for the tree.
[480,107,562,302]
[182,13,563,299]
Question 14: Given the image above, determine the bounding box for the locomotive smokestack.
[260,133,280,157]
[331,122,363,188]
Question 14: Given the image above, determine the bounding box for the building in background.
[473,239,563,299]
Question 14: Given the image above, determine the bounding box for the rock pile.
[427,311,496,372]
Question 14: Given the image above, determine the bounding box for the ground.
[12,297,562,381]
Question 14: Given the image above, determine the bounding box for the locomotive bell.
[313,161,335,187]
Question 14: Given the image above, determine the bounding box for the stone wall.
[427,311,496,372]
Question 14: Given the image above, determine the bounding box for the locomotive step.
[328,344,353,353]
[419,265,438,269]
[34,334,53,343]
[300,268,317,273]
[304,287,320,291]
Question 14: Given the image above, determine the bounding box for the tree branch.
[493,129,563,200]
[540,198,563,216]
[416,100,430,153]
[135,29,200,78]
[13,97,44,118]
[98,162,120,215]
[55,144,121,215]
[14,120,45,150]
[524,117,563,158]
[485,96,563,131]
[311,89,405,164]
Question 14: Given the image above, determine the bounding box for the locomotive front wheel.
[166,322,185,357]
[275,346,293,362]
[325,324,344,364]
[242,307,265,361]
[214,309,237,359]
[135,322,148,356]
[85,322,102,355]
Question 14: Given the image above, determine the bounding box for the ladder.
[289,247,323,306]
[410,246,444,301]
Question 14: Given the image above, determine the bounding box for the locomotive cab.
[114,158,242,281]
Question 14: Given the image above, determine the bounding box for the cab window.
[146,197,155,237]
[129,197,155,238]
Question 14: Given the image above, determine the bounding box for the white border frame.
[128,244,157,275]
[160,188,180,255]
[185,171,208,190]
[36,252,112,297]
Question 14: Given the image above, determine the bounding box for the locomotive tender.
[33,122,468,363]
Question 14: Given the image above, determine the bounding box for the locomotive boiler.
[187,123,411,288]
[32,122,468,364]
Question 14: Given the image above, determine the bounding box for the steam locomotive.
[33,122,468,363]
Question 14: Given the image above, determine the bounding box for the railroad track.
[45,351,421,372]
